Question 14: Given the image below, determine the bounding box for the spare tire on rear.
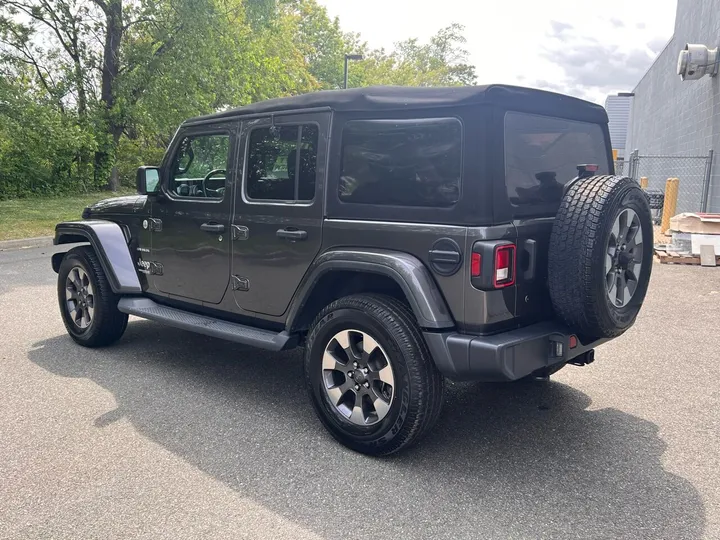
[548,175,653,339]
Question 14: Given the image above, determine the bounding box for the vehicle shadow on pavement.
[30,321,705,540]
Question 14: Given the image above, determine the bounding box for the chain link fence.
[614,159,627,176]
[614,150,714,214]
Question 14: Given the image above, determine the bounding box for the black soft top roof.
[186,85,608,125]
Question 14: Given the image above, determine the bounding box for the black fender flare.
[52,220,142,294]
[286,249,455,330]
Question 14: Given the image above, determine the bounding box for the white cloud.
[539,20,660,101]
[317,0,677,103]
[647,36,671,54]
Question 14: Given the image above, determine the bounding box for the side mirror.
[137,166,160,195]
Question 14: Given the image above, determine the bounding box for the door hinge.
[149,218,162,232]
[231,275,249,291]
[232,225,249,241]
[149,262,164,276]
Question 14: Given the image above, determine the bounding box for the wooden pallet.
[654,249,719,266]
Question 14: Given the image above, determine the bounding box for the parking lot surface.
[1,246,719,539]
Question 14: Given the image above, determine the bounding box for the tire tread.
[548,175,652,338]
[58,246,128,347]
[304,293,444,455]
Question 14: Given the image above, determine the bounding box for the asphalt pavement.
[1,245,719,539]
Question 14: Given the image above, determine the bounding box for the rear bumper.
[424,321,608,382]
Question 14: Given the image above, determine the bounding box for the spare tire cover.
[548,175,653,339]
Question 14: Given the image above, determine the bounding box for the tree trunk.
[74,60,87,118]
[108,165,120,191]
[107,128,123,191]
[101,0,122,113]
[96,0,124,190]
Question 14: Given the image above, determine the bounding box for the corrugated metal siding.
[626,0,720,212]
[604,95,633,156]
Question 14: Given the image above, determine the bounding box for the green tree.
[0,0,477,197]
[0,70,96,197]
[283,0,361,89]
[353,24,476,88]
[116,0,318,180]
[0,0,317,189]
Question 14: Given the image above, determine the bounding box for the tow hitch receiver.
[569,349,595,366]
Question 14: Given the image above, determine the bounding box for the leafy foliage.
[0,74,96,197]
[0,0,476,198]
[359,23,477,87]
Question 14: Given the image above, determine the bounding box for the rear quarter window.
[504,112,609,211]
[339,118,462,208]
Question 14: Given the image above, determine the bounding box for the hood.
[83,195,148,218]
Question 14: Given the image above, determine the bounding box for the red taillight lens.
[494,244,516,288]
[569,335,578,349]
[471,253,481,277]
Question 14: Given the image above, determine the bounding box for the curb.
[0,236,54,252]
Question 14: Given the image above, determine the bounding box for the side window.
[246,124,319,202]
[504,112,610,208]
[170,133,229,199]
[339,118,462,208]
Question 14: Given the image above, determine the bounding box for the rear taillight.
[470,253,482,277]
[469,241,517,290]
[494,244,516,288]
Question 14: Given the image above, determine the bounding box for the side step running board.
[117,297,293,351]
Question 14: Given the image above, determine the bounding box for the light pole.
[344,54,363,89]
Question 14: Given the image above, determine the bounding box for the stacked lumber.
[658,213,720,267]
[654,245,719,266]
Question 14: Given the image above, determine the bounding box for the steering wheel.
[202,169,226,197]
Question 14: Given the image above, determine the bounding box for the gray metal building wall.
[626,0,720,212]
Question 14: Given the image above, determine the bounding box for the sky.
[316,0,678,104]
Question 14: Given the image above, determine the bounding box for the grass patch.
[0,190,135,241]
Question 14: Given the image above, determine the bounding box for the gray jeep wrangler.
[52,85,653,455]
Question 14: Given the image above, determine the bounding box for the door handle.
[200,222,225,233]
[276,228,308,241]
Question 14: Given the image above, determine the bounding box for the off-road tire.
[548,175,653,339]
[643,188,665,210]
[304,294,444,456]
[57,246,128,347]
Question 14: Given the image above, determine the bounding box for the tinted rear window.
[504,112,609,209]
[339,118,462,208]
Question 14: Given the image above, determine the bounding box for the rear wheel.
[548,175,653,339]
[304,294,444,456]
[57,246,128,347]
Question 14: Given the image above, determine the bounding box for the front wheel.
[57,246,128,347]
[304,294,444,456]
